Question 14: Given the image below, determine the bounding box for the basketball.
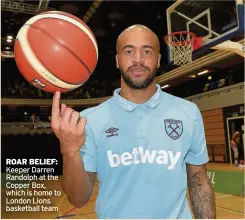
[14,11,98,93]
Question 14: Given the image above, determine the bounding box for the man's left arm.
[185,105,216,218]
[187,164,216,219]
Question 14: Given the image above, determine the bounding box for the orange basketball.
[14,11,98,93]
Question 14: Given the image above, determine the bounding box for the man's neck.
[120,81,157,104]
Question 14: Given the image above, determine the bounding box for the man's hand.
[187,164,216,219]
[51,91,87,155]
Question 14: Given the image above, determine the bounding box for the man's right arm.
[51,92,96,208]
[61,149,96,208]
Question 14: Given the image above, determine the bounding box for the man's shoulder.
[160,91,202,124]
[79,97,113,120]
[161,91,198,111]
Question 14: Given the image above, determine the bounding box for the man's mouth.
[129,67,146,73]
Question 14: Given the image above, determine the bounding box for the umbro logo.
[105,127,119,137]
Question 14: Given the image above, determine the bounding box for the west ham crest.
[164,119,183,140]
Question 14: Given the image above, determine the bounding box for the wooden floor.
[1,163,245,219]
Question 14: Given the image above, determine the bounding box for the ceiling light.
[161,85,169,89]
[189,75,196,78]
[89,6,96,13]
[93,2,100,8]
[197,70,209,76]
[7,35,13,40]
[6,39,12,43]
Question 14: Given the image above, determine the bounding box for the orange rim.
[164,31,196,46]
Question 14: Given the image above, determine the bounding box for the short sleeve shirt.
[80,84,209,218]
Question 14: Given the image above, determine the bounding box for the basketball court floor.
[1,163,244,219]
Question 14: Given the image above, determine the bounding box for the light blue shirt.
[80,84,209,218]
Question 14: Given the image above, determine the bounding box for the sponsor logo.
[107,147,181,170]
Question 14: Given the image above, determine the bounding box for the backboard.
[166,0,244,64]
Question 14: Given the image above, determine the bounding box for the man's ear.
[157,54,161,68]
[116,54,119,69]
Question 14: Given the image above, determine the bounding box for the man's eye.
[144,50,152,55]
[125,50,133,54]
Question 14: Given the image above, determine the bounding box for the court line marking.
[55,213,76,219]
[57,197,96,219]
[216,206,245,215]
[56,211,96,218]
[215,195,232,199]
[70,211,96,217]
[58,194,67,216]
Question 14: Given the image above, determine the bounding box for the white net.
[165,32,195,66]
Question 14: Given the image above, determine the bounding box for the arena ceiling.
[1,0,244,87]
[1,0,173,81]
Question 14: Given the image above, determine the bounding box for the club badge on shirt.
[164,119,183,140]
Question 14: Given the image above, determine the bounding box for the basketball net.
[164,31,202,66]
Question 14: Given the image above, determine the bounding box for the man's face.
[116,28,161,89]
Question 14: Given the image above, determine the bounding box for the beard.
[119,64,157,90]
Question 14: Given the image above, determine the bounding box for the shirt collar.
[113,84,162,112]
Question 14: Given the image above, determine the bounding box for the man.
[51,25,216,218]
[231,129,244,166]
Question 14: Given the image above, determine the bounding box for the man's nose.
[132,51,145,65]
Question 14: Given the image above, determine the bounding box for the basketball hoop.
[164,31,197,66]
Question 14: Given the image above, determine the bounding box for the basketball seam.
[14,55,70,92]
[31,20,94,74]
[43,13,98,56]
[28,23,92,83]
[16,24,83,90]
[26,12,98,59]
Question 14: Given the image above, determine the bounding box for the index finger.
[52,91,61,121]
